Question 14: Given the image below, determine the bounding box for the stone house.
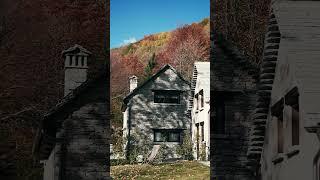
[32,45,109,180]
[259,1,320,180]
[190,62,210,161]
[211,34,260,179]
[122,64,191,161]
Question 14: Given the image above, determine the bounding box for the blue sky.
[110,0,209,48]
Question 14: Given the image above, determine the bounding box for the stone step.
[258,84,273,90]
[260,78,274,84]
[263,56,278,62]
[251,113,268,120]
[262,61,276,68]
[261,67,276,74]
[266,31,281,38]
[253,119,267,125]
[268,24,280,31]
[260,73,275,80]
[252,108,269,114]
[266,37,280,44]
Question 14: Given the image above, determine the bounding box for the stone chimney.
[62,44,92,96]
[129,75,138,92]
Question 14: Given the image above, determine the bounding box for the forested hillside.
[213,0,271,64]
[110,18,210,136]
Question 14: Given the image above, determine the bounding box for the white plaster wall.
[43,149,55,180]
[261,2,320,179]
[191,62,210,160]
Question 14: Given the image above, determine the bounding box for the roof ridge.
[122,64,190,105]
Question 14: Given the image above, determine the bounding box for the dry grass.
[111,161,210,180]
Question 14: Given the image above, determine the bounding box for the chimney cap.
[129,75,138,80]
[62,44,92,57]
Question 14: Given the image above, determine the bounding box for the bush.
[176,131,194,160]
[199,143,207,161]
[153,144,169,164]
[126,133,153,164]
[111,159,128,166]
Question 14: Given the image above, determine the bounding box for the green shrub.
[153,144,169,164]
[126,133,153,164]
[199,143,207,161]
[111,159,128,166]
[176,131,194,160]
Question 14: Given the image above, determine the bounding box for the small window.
[285,87,299,146]
[154,90,180,104]
[81,57,85,66]
[200,90,204,108]
[195,94,199,110]
[153,129,181,142]
[201,122,204,141]
[75,56,79,66]
[272,98,284,153]
[69,57,72,66]
[277,115,284,153]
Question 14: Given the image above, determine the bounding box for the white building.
[190,62,210,161]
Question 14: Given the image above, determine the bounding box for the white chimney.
[129,75,138,92]
[62,44,92,96]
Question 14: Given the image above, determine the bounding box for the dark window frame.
[199,90,204,108]
[153,90,181,104]
[200,122,204,141]
[195,93,199,110]
[285,87,300,146]
[153,129,182,142]
[272,98,284,154]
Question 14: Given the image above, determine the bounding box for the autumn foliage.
[213,0,271,64]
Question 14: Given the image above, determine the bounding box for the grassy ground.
[111,161,210,180]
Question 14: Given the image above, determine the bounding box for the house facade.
[211,34,260,179]
[32,45,109,180]
[190,62,210,161]
[122,64,191,161]
[260,1,320,180]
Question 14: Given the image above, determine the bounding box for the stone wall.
[126,67,191,159]
[57,77,109,180]
[211,38,258,179]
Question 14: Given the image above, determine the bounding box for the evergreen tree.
[144,53,157,80]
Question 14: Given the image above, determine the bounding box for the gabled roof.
[123,64,190,105]
[32,68,107,159]
[62,44,92,56]
[214,32,260,71]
